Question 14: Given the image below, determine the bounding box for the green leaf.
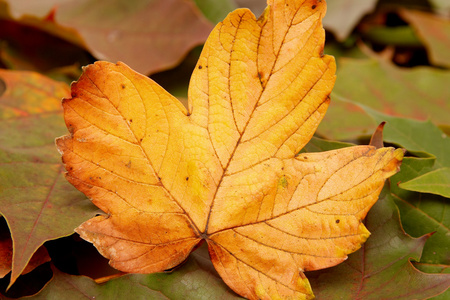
[363,107,450,169]
[391,164,450,267]
[360,111,450,267]
[307,192,450,299]
[301,136,354,153]
[31,248,242,300]
[0,70,98,287]
[399,167,450,198]
[295,137,450,299]
[393,157,435,180]
[319,58,450,140]
[414,262,450,274]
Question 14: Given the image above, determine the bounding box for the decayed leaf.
[6,0,214,75]
[0,69,97,287]
[308,192,450,299]
[57,1,404,299]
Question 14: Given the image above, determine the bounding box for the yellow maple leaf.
[56,0,404,298]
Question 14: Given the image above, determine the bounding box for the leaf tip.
[369,122,386,149]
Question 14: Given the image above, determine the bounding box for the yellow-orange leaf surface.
[56,0,404,299]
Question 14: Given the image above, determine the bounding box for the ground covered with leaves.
[0,0,449,299]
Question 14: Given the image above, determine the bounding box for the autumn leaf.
[0,69,97,288]
[56,0,404,299]
[0,218,50,279]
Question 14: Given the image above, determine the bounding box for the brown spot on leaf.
[258,72,263,82]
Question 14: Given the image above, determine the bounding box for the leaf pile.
[0,0,449,299]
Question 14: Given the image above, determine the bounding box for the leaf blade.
[399,167,450,198]
[0,70,97,287]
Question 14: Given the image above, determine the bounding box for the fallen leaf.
[390,157,449,268]
[318,58,450,140]
[0,218,50,279]
[400,9,450,68]
[334,107,450,270]
[0,237,50,280]
[399,167,450,198]
[0,2,87,51]
[363,107,450,169]
[301,136,355,153]
[6,0,214,75]
[30,251,242,300]
[0,69,97,287]
[299,137,450,299]
[57,1,404,298]
[0,18,90,75]
[369,112,450,271]
[308,192,450,299]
